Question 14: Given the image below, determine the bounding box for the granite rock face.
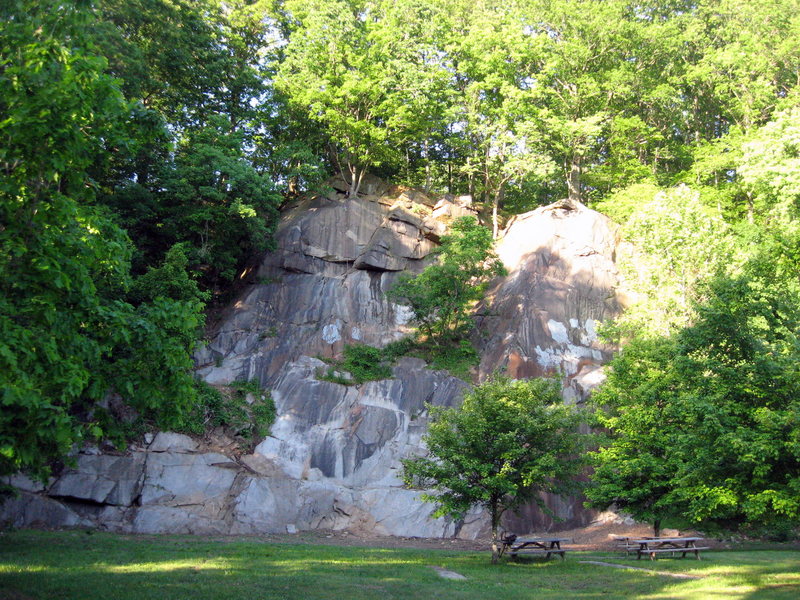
[195,185,467,384]
[477,199,623,403]
[2,186,626,537]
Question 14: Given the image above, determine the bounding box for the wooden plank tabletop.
[513,537,572,543]
[631,537,704,544]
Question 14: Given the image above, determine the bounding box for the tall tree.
[586,337,688,537]
[609,185,738,339]
[0,0,204,485]
[446,0,556,236]
[274,0,450,196]
[589,239,800,533]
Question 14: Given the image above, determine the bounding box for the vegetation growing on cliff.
[389,216,505,342]
[1,0,799,534]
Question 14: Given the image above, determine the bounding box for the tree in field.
[388,217,505,344]
[585,337,689,537]
[671,248,800,527]
[588,238,800,534]
[404,376,587,563]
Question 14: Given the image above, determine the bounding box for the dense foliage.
[389,216,505,345]
[0,1,206,484]
[587,240,800,534]
[2,0,799,534]
[403,376,587,562]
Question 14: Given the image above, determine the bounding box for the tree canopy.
[587,238,800,534]
[0,0,205,483]
[2,0,800,535]
[403,376,587,562]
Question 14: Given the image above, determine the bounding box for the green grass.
[0,530,798,599]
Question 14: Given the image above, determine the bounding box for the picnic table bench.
[631,537,709,560]
[499,536,571,560]
[610,535,644,554]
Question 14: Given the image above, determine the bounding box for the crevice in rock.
[53,495,107,508]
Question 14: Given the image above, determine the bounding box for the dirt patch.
[120,522,799,553]
[190,521,701,552]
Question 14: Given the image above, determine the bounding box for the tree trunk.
[347,164,364,198]
[491,528,500,563]
[492,184,505,240]
[653,519,662,538]
[490,501,501,564]
[447,155,453,195]
[567,157,583,202]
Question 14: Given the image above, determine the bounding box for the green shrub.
[316,338,479,387]
[341,344,392,383]
[177,379,276,443]
[428,339,479,380]
[317,344,392,385]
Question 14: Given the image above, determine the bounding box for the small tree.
[403,376,587,563]
[388,216,505,344]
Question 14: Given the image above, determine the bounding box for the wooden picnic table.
[631,537,709,560]
[501,536,571,560]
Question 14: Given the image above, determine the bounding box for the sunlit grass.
[0,530,797,599]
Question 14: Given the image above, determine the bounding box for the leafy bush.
[317,344,393,385]
[388,217,505,344]
[427,339,479,380]
[179,379,276,444]
[341,345,393,383]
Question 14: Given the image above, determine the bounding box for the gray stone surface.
[476,199,623,402]
[49,454,145,506]
[4,186,624,539]
[1,473,48,493]
[140,452,239,513]
[0,492,90,529]
[148,432,199,453]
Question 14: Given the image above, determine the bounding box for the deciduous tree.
[404,376,586,563]
[0,0,205,487]
[388,217,505,344]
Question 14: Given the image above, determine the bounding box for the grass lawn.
[0,530,798,600]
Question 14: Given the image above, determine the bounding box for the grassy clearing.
[0,530,798,600]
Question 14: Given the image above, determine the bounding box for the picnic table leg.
[553,542,565,560]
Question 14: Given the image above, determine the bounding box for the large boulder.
[477,199,624,402]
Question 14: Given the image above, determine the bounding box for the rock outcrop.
[2,181,625,538]
[477,198,623,403]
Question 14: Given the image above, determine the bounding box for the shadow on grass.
[1,531,798,600]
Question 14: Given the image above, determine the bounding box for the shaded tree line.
[2,0,799,533]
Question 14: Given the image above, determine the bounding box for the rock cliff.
[2,180,624,538]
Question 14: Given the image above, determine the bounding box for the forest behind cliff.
[2,1,799,531]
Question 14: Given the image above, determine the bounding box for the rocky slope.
[2,179,625,538]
